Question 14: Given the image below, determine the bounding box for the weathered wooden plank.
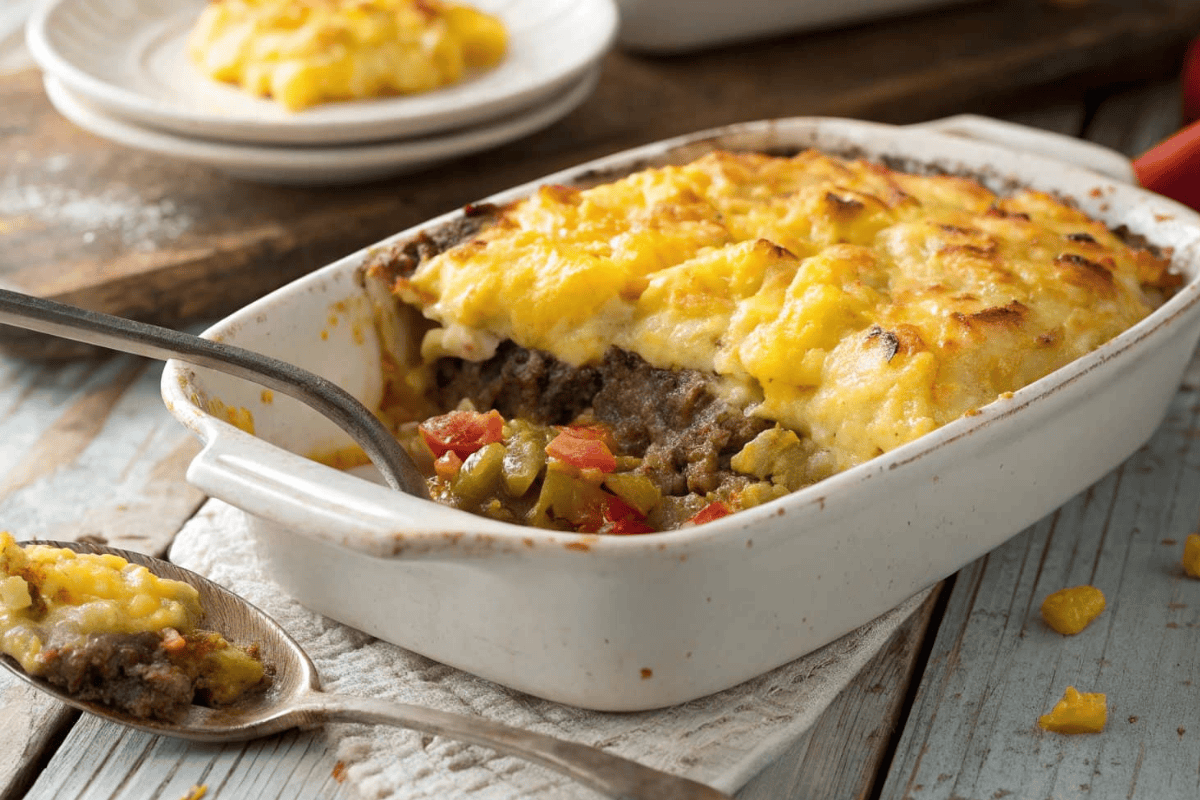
[0,354,204,549]
[738,588,943,800]
[21,720,351,800]
[0,682,76,800]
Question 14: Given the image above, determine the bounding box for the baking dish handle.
[185,421,515,559]
[911,114,1136,184]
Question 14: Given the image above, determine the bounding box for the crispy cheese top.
[189,0,507,111]
[392,150,1175,473]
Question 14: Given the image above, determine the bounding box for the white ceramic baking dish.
[162,116,1200,711]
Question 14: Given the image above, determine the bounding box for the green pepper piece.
[602,472,661,516]
[502,425,548,497]
[531,466,609,528]
[452,442,506,505]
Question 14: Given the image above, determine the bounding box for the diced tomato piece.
[688,501,731,526]
[433,450,463,481]
[554,422,618,451]
[546,431,617,473]
[601,494,642,523]
[418,410,504,459]
[576,493,655,534]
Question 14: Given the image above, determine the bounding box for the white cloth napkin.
[170,499,930,799]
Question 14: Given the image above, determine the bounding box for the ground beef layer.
[434,343,772,497]
[38,632,194,721]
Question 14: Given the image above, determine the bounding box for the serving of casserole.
[162,117,1200,710]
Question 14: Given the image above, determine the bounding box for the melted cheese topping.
[189,0,507,111]
[391,150,1175,473]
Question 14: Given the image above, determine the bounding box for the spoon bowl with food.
[0,535,730,800]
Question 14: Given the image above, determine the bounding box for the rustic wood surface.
[3,0,1200,357]
[4,2,1200,798]
[739,588,944,800]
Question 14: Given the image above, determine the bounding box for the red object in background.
[1184,37,1200,124]
[1132,36,1200,212]
[1133,117,1200,213]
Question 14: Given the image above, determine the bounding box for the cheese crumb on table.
[1040,585,1106,635]
[1038,686,1107,734]
[1183,533,1200,577]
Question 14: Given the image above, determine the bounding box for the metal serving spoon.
[0,288,429,498]
[2,541,732,800]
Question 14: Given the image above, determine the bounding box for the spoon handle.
[0,288,429,498]
[303,691,733,800]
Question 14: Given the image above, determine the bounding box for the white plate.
[43,67,599,185]
[27,0,616,146]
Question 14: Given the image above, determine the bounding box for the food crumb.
[640,668,653,679]
[1041,585,1106,635]
[1182,534,1200,578]
[332,761,347,782]
[1038,686,1107,734]
[179,785,207,800]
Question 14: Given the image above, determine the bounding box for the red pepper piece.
[577,494,656,535]
[688,501,731,526]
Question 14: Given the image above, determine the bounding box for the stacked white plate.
[26,0,618,185]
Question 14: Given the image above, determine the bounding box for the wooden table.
[4,2,1200,798]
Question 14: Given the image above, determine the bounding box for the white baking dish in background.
[162,116,1200,711]
[614,0,974,53]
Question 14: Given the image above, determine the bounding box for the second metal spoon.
[0,287,429,498]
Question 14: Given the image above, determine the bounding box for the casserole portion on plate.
[162,118,1200,710]
[189,0,508,111]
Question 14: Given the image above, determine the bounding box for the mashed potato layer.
[189,0,507,111]
[391,150,1176,475]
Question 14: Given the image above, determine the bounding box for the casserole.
[162,117,1200,711]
